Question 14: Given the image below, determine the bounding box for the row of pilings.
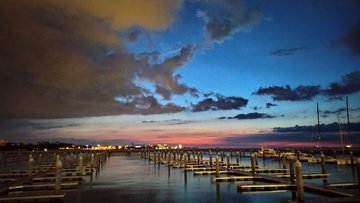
[139,148,360,202]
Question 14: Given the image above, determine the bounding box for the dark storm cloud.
[219,112,275,120]
[253,85,321,101]
[273,122,360,133]
[268,47,310,57]
[322,106,359,115]
[234,112,275,120]
[192,94,248,112]
[331,19,360,55]
[122,26,144,43]
[322,71,359,96]
[123,96,185,115]
[253,71,359,102]
[252,106,262,111]
[266,102,277,108]
[197,0,261,44]
[0,119,79,131]
[324,96,343,102]
[0,2,195,119]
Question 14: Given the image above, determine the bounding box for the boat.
[258,147,277,158]
[271,152,294,160]
[297,153,315,162]
[308,156,337,163]
[336,105,353,165]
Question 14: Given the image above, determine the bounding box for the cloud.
[331,19,360,55]
[252,85,321,101]
[322,71,360,96]
[0,1,198,119]
[138,45,199,100]
[220,112,276,120]
[266,102,277,108]
[197,0,261,44]
[253,71,359,102]
[324,96,343,102]
[273,122,360,133]
[192,94,248,112]
[252,106,262,111]
[268,47,310,57]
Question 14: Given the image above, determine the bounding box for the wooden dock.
[237,183,296,191]
[276,173,331,179]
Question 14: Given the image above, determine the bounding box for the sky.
[1,0,359,148]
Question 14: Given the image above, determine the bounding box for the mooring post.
[220,151,224,162]
[167,152,170,164]
[282,153,286,169]
[295,160,305,202]
[226,154,230,170]
[209,150,213,167]
[262,151,265,160]
[236,151,239,163]
[55,160,62,194]
[254,152,258,166]
[91,153,94,168]
[333,150,337,158]
[56,154,60,163]
[355,158,360,193]
[197,151,200,164]
[215,155,220,177]
[321,153,326,174]
[78,155,83,176]
[350,151,354,165]
[38,153,42,165]
[54,153,56,162]
[183,153,187,168]
[28,157,34,181]
[250,153,255,175]
[289,156,295,184]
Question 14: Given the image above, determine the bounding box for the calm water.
[1,154,358,203]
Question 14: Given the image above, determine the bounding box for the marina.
[0,149,359,203]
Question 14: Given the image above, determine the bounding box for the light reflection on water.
[1,154,358,203]
[64,155,357,203]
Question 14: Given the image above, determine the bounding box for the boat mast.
[337,112,345,156]
[346,96,351,144]
[317,102,321,149]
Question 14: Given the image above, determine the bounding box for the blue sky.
[0,0,359,148]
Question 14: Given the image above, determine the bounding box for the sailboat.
[337,97,353,165]
[308,103,337,163]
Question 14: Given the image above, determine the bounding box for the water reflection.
[216,183,220,203]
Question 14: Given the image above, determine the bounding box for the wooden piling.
[78,155,83,176]
[282,153,286,169]
[28,157,34,181]
[250,153,255,175]
[350,151,354,165]
[55,160,62,194]
[356,158,360,193]
[295,160,305,202]
[289,156,295,184]
[254,152,258,166]
[320,153,326,174]
[226,154,230,170]
[209,150,213,167]
[215,155,219,178]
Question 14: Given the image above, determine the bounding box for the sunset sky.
[1,0,359,148]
